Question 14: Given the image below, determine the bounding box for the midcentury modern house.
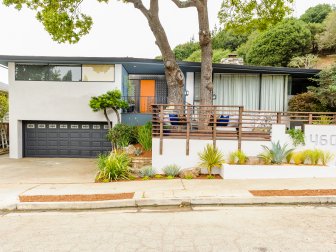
[0,55,319,159]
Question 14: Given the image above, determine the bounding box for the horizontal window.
[15,64,81,82]
[82,64,115,82]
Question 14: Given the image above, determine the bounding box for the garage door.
[23,121,112,158]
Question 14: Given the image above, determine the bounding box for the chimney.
[220,53,244,65]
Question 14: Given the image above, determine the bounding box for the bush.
[228,150,248,165]
[258,141,294,164]
[287,129,305,147]
[246,19,312,66]
[288,92,327,112]
[198,144,225,177]
[95,151,131,182]
[163,164,181,177]
[292,152,305,165]
[320,151,334,166]
[303,149,323,165]
[137,122,152,151]
[139,166,156,178]
[107,124,133,149]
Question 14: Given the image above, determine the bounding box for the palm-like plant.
[258,141,294,165]
[198,144,225,178]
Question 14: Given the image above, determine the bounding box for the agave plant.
[163,164,181,177]
[258,141,294,165]
[198,144,225,177]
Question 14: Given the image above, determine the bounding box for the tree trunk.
[112,108,121,124]
[197,0,213,106]
[103,108,112,130]
[130,0,184,105]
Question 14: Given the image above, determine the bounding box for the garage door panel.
[24,121,112,158]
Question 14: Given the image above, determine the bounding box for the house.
[0,55,319,159]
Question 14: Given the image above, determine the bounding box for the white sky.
[0,0,335,84]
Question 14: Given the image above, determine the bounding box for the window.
[15,64,81,81]
[82,65,115,82]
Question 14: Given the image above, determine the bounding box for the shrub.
[292,152,305,165]
[287,129,305,147]
[288,92,327,112]
[137,122,152,151]
[303,149,323,165]
[139,166,156,178]
[313,115,333,125]
[320,151,334,166]
[163,164,181,177]
[95,151,131,182]
[228,150,249,165]
[107,124,133,149]
[198,144,225,177]
[258,141,294,164]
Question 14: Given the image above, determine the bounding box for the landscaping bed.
[250,189,336,197]
[19,193,135,202]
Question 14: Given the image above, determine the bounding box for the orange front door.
[140,80,155,113]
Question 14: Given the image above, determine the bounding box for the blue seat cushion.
[169,114,179,125]
[217,115,229,126]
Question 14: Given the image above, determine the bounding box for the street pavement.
[0,205,335,252]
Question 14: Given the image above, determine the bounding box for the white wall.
[152,124,336,172]
[8,62,123,158]
[185,72,194,105]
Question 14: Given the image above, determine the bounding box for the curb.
[12,196,336,211]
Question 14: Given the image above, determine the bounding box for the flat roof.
[0,55,320,77]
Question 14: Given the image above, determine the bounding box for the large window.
[15,64,115,82]
[82,65,115,82]
[15,64,81,81]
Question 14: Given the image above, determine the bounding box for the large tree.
[300,4,333,24]
[218,0,294,34]
[318,11,336,53]
[171,0,213,105]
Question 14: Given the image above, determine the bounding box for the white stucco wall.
[8,62,123,158]
[185,72,194,105]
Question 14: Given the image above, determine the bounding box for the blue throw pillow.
[217,115,229,126]
[169,114,179,125]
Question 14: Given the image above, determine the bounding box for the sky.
[0,0,335,84]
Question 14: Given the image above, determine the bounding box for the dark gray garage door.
[23,121,112,158]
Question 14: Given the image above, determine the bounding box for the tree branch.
[150,0,159,15]
[125,0,150,18]
[170,0,198,8]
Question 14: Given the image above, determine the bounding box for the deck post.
[186,105,190,155]
[308,113,313,124]
[238,106,243,151]
[212,107,217,148]
[276,112,281,124]
[159,105,164,155]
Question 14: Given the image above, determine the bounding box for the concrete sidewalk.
[2,178,336,211]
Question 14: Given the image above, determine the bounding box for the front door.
[140,80,155,113]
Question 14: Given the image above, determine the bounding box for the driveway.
[0,155,96,184]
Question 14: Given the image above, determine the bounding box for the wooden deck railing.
[152,104,336,155]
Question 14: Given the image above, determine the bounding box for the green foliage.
[212,29,248,51]
[246,19,312,66]
[184,174,194,180]
[300,4,333,24]
[309,64,336,111]
[288,54,318,69]
[320,151,334,166]
[318,11,336,52]
[287,129,305,147]
[186,49,231,63]
[198,144,225,176]
[137,122,152,151]
[139,166,156,178]
[218,0,294,34]
[0,94,8,122]
[89,89,128,113]
[303,149,323,165]
[228,150,249,165]
[292,152,305,165]
[288,92,327,112]
[107,124,133,149]
[173,39,200,61]
[3,0,94,44]
[95,151,131,182]
[258,141,294,164]
[313,115,333,125]
[237,31,260,61]
[163,164,181,177]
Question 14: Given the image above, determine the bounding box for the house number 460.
[309,134,336,146]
